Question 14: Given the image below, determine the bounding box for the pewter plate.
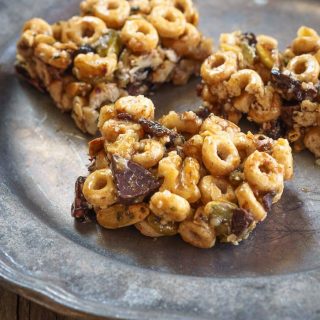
[1,1,320,319]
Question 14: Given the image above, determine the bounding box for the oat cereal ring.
[291,26,320,55]
[61,16,107,46]
[199,175,236,204]
[178,220,216,249]
[120,19,159,53]
[132,139,165,169]
[287,54,320,84]
[82,168,117,208]
[173,0,199,25]
[101,119,144,142]
[34,43,72,69]
[81,0,130,29]
[304,127,320,158]
[200,114,240,139]
[162,23,201,57]
[202,134,241,177]
[114,95,155,121]
[159,110,202,134]
[97,203,149,229]
[272,138,294,180]
[150,190,191,222]
[149,5,186,39]
[235,182,267,221]
[243,151,284,193]
[73,53,117,82]
[200,51,238,85]
[23,18,53,35]
[227,69,264,97]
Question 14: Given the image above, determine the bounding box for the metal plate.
[1,0,320,319]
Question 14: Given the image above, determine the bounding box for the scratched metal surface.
[0,0,320,319]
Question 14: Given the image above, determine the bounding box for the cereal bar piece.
[199,27,320,159]
[72,95,293,249]
[16,0,212,135]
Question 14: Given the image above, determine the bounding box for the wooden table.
[0,285,77,320]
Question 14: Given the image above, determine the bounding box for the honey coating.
[16,1,212,135]
[73,95,293,249]
[199,27,320,160]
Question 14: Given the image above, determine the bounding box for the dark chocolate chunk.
[231,208,254,236]
[71,176,95,222]
[111,155,161,205]
[241,32,257,47]
[271,68,319,102]
[117,112,134,121]
[262,192,276,213]
[88,137,105,157]
[194,106,211,119]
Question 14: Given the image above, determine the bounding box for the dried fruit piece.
[241,32,257,47]
[71,176,95,222]
[262,192,276,213]
[111,154,161,205]
[138,118,174,137]
[231,208,254,236]
[271,68,319,102]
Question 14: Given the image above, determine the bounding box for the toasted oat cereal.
[72,95,293,249]
[16,0,212,135]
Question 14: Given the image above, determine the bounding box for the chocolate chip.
[88,137,105,157]
[194,106,211,119]
[71,176,95,222]
[271,68,319,102]
[262,192,276,213]
[231,208,254,236]
[241,32,257,47]
[111,155,161,205]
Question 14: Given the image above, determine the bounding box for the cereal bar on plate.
[16,0,212,135]
[72,95,293,248]
[198,27,320,159]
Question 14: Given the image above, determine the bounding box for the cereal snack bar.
[16,0,212,135]
[198,27,320,159]
[72,95,293,248]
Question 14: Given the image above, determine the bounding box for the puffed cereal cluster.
[199,27,320,159]
[16,0,212,135]
[72,95,293,249]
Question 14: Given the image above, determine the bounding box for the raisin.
[117,112,134,121]
[271,68,319,102]
[138,118,174,137]
[194,106,211,119]
[241,32,257,47]
[111,155,161,205]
